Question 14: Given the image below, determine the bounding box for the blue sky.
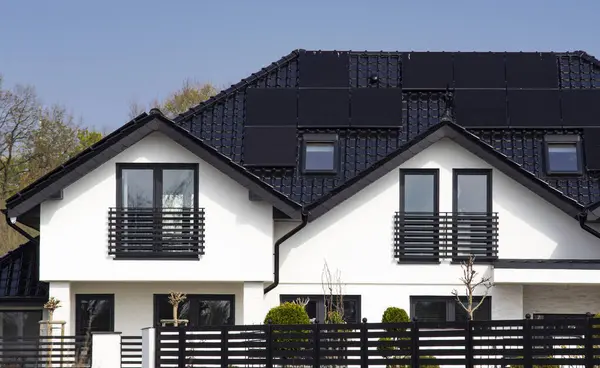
[1,0,599,130]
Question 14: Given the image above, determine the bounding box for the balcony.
[108,207,205,259]
[393,212,499,263]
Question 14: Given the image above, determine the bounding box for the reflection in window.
[411,296,491,322]
[154,294,234,327]
[280,295,362,324]
[305,143,336,172]
[547,144,579,173]
[0,310,44,364]
[75,295,114,336]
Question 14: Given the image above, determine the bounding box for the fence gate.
[120,335,142,368]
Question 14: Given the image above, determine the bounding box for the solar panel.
[350,88,403,127]
[299,51,349,88]
[402,52,453,89]
[561,90,600,127]
[454,90,508,127]
[505,53,558,88]
[584,128,600,170]
[245,88,297,126]
[298,89,350,127]
[453,52,506,88]
[243,126,297,166]
[507,90,561,127]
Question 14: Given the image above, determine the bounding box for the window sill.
[112,253,201,261]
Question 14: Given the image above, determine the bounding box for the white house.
[3,50,600,339]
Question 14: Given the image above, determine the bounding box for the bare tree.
[321,261,346,323]
[451,255,494,320]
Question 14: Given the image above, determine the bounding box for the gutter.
[264,211,309,294]
[2,209,38,244]
[578,211,600,239]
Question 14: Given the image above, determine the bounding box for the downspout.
[578,211,600,239]
[2,210,38,244]
[264,211,309,294]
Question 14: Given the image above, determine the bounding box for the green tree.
[129,79,218,119]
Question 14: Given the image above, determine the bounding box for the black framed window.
[116,163,199,209]
[544,135,582,175]
[452,169,492,214]
[410,296,491,322]
[0,310,43,337]
[400,169,439,213]
[301,134,339,174]
[153,294,234,327]
[75,294,115,336]
[280,295,361,324]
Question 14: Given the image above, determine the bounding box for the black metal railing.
[394,212,499,263]
[0,335,91,367]
[108,207,205,259]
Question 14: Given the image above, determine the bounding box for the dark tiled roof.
[173,51,600,211]
[0,238,48,303]
[6,50,600,223]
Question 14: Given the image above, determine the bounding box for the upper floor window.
[400,169,439,213]
[544,135,582,175]
[301,134,338,174]
[117,163,198,209]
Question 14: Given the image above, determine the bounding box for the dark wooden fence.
[121,335,142,368]
[0,335,90,367]
[156,315,600,367]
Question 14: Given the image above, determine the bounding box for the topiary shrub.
[382,307,410,331]
[378,307,412,367]
[264,302,310,325]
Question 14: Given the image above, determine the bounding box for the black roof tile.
[0,238,47,303]
[6,50,600,224]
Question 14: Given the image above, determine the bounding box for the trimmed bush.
[264,302,310,325]
[325,310,345,324]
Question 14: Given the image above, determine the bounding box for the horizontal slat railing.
[155,316,600,367]
[108,207,205,259]
[394,211,499,263]
[0,335,91,367]
[121,335,142,368]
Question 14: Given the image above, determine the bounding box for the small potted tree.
[160,292,189,327]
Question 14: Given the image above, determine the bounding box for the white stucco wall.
[268,138,600,320]
[39,132,274,282]
[523,285,600,316]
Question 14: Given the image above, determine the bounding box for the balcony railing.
[108,207,205,259]
[393,212,499,263]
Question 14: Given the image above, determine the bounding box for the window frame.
[153,294,235,327]
[0,309,44,337]
[75,294,115,336]
[301,134,339,175]
[399,169,440,213]
[452,169,493,214]
[279,294,362,324]
[543,134,583,176]
[115,163,199,209]
[410,295,492,322]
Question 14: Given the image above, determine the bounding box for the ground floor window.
[280,295,361,324]
[75,294,115,335]
[154,294,234,327]
[0,310,43,337]
[410,296,492,322]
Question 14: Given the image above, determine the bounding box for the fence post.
[523,314,532,368]
[465,318,473,368]
[177,326,187,368]
[360,318,368,368]
[411,317,420,368]
[313,321,320,368]
[266,319,273,368]
[142,327,156,368]
[221,325,229,368]
[585,312,594,368]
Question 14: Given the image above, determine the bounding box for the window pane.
[342,299,358,323]
[162,169,195,208]
[456,174,489,213]
[548,144,579,172]
[197,299,233,326]
[305,143,335,171]
[403,174,435,212]
[0,311,43,337]
[122,169,154,207]
[155,295,190,326]
[76,295,113,335]
[414,300,447,322]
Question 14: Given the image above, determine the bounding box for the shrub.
[382,307,410,332]
[264,302,310,325]
[325,310,344,324]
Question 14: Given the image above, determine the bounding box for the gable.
[6,111,301,225]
